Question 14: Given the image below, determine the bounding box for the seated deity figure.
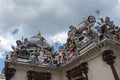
[87,15,107,40]
[37,50,47,65]
[77,16,89,34]
[87,15,102,36]
[77,15,106,40]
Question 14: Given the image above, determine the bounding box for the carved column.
[5,68,16,80]
[102,50,119,80]
[5,62,16,80]
[66,70,71,80]
[80,62,88,80]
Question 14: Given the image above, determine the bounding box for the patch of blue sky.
[11,28,19,35]
[0,51,9,73]
[0,58,5,73]
[53,42,62,51]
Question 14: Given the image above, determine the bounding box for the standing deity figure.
[68,25,77,40]
[67,40,75,61]
[115,28,120,40]
[58,46,64,64]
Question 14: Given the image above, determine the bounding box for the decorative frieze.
[5,39,120,80]
[66,62,88,80]
[6,61,61,73]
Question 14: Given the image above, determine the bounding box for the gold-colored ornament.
[37,31,41,36]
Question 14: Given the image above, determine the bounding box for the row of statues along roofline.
[7,10,120,67]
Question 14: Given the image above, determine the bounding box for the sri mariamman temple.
[4,11,120,80]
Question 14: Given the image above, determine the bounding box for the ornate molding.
[62,39,117,69]
[5,39,120,80]
[6,39,120,72]
[27,70,51,80]
[6,61,61,73]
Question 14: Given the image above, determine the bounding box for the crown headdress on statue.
[37,31,41,36]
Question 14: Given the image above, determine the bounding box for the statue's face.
[16,41,21,45]
[69,25,75,30]
[105,17,110,21]
[88,16,96,23]
[110,21,114,26]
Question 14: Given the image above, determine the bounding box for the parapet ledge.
[5,38,120,71]
[60,38,120,70]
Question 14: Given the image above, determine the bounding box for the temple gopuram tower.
[4,14,120,80]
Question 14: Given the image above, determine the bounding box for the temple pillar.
[102,50,119,80]
[80,62,88,80]
[5,68,16,80]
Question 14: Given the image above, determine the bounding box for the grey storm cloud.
[0,0,119,37]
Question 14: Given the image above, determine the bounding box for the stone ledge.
[5,38,120,72]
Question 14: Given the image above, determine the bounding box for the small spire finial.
[95,9,100,16]
[37,31,41,36]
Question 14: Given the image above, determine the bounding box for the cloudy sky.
[0,0,120,72]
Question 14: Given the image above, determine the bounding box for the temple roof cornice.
[6,38,120,72]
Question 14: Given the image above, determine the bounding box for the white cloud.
[0,33,16,58]
[118,0,120,3]
[47,31,68,44]
[0,0,120,58]
[0,26,24,59]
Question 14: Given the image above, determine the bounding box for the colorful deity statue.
[58,46,64,64]
[115,28,120,40]
[16,40,25,50]
[68,25,77,40]
[37,50,47,65]
[29,51,36,64]
[105,17,111,26]
[87,15,107,40]
[74,37,81,57]
[9,51,17,61]
[67,39,75,61]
